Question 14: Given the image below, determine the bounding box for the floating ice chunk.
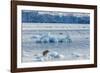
[48,51,58,57]
[47,51,64,59]
[32,33,72,44]
[33,55,45,62]
[23,51,31,57]
[59,54,64,59]
[71,52,85,58]
[31,35,42,43]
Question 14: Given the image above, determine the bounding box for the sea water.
[21,23,90,62]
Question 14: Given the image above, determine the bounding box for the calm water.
[21,24,90,62]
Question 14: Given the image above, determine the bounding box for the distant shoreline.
[22,23,90,30]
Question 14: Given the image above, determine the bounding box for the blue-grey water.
[21,24,90,62]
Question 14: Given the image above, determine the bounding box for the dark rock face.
[42,50,50,56]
